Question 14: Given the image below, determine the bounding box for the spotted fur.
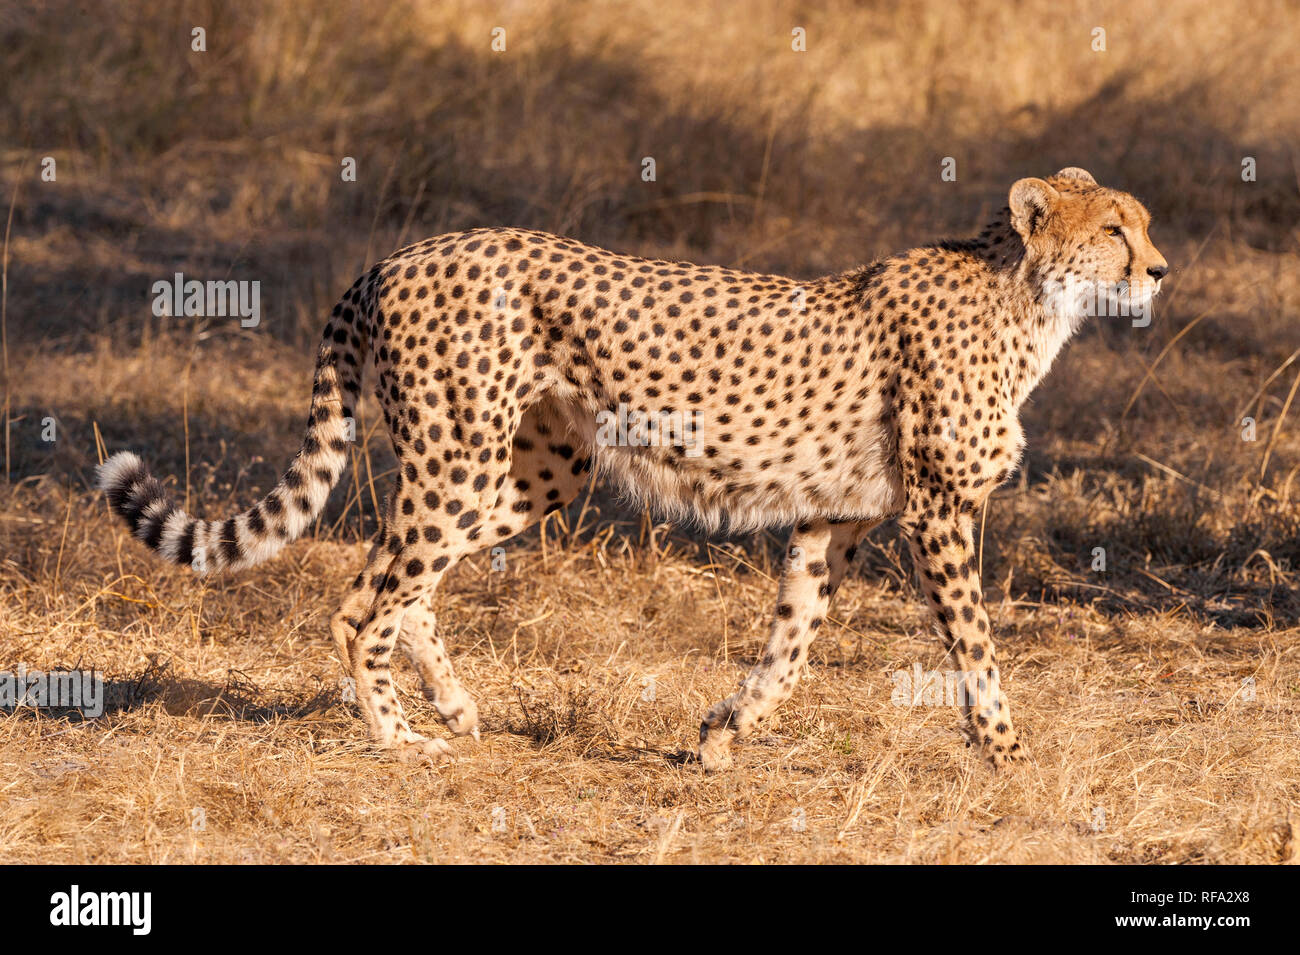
[99,167,1167,769]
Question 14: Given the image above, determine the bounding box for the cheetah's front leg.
[699,520,871,771]
[906,511,1022,768]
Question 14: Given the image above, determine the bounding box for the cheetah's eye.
[1103,225,1122,237]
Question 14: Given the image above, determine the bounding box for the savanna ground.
[2,0,1299,864]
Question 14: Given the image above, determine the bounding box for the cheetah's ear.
[1008,178,1061,241]
[1054,166,1097,184]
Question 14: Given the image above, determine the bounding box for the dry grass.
[1,0,1299,863]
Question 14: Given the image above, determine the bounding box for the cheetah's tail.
[96,282,372,574]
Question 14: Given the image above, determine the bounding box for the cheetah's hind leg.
[345,386,605,763]
[398,593,479,740]
[397,399,593,741]
[329,532,457,763]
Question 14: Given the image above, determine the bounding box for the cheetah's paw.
[391,735,456,766]
[424,690,479,740]
[981,736,1024,771]
[444,699,480,740]
[698,704,742,772]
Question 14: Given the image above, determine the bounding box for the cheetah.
[98,167,1167,770]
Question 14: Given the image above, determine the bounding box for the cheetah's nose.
[1147,265,1168,281]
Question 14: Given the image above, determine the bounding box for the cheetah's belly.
[561,394,903,534]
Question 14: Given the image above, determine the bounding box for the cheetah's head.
[1009,167,1168,322]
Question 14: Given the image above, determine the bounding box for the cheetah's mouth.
[1081,279,1159,327]
[1102,278,1160,305]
